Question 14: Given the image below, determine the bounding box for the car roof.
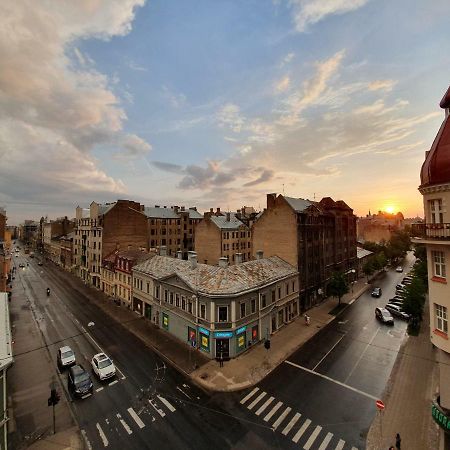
[59,346,72,353]
[93,353,109,361]
[70,364,85,375]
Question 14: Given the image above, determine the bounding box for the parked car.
[37,261,43,266]
[371,287,382,298]
[395,266,403,272]
[375,307,394,325]
[402,277,413,284]
[388,299,404,307]
[57,346,76,368]
[68,365,93,398]
[385,304,410,321]
[18,263,24,268]
[91,353,116,380]
[396,283,406,290]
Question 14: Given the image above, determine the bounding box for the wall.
[194,219,221,265]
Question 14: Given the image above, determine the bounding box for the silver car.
[58,346,76,368]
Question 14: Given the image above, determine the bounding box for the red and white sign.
[376,399,385,410]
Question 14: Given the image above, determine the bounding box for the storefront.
[214,331,232,359]
[132,296,143,314]
[235,326,247,354]
[198,327,210,353]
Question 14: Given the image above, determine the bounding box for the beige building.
[413,85,450,449]
[357,211,405,244]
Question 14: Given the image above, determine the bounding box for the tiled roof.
[284,197,313,212]
[133,255,297,295]
[144,207,179,219]
[210,213,246,230]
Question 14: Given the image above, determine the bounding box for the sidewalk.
[27,427,83,450]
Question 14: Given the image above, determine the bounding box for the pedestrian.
[395,433,401,449]
[389,447,394,450]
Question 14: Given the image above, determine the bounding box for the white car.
[57,345,76,368]
[91,353,116,380]
[396,266,403,272]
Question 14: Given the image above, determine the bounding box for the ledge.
[432,276,447,284]
[433,329,449,340]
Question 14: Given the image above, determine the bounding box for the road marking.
[81,429,93,450]
[127,407,145,429]
[116,413,132,434]
[334,439,345,450]
[272,406,291,431]
[176,386,191,399]
[282,412,301,435]
[149,399,166,417]
[248,391,267,410]
[96,423,109,447]
[255,396,274,416]
[351,447,359,450]
[344,327,380,384]
[304,425,322,449]
[313,333,346,371]
[95,387,104,393]
[318,432,333,450]
[263,401,283,422]
[292,418,311,443]
[240,387,259,405]
[157,395,176,412]
[285,360,378,401]
[108,380,118,387]
[81,326,87,333]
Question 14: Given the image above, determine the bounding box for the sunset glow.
[385,206,395,214]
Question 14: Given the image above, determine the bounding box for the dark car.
[375,307,394,325]
[37,261,43,266]
[385,304,410,321]
[68,364,93,398]
[371,287,382,298]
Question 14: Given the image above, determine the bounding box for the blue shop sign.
[198,327,210,336]
[215,331,233,338]
[236,326,247,335]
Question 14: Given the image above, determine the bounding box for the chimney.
[267,193,277,209]
[188,251,197,269]
[181,206,185,211]
[256,250,264,260]
[216,207,221,215]
[177,251,183,260]
[155,205,160,208]
[173,206,179,213]
[204,212,212,221]
[219,257,228,268]
[226,212,231,222]
[210,208,214,213]
[235,253,243,264]
[159,245,167,256]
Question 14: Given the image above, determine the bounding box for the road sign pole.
[52,403,56,434]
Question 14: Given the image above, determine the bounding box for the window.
[188,301,193,314]
[251,298,256,313]
[286,283,289,295]
[155,286,160,299]
[261,294,267,308]
[182,296,186,310]
[278,287,281,299]
[271,290,275,303]
[164,290,168,302]
[176,294,180,307]
[170,292,174,304]
[240,302,246,319]
[200,303,206,319]
[292,281,295,292]
[432,251,446,278]
[218,306,228,322]
[436,304,448,334]
[429,199,444,224]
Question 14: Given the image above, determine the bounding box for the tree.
[402,277,426,333]
[362,260,374,281]
[376,252,387,270]
[327,272,349,305]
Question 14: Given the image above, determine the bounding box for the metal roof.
[0,293,13,371]
[133,255,297,295]
[187,208,203,219]
[210,213,247,230]
[144,207,179,219]
[284,197,313,212]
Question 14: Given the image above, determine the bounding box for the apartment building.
[357,210,405,243]
[195,209,252,265]
[413,86,450,449]
[145,205,202,258]
[73,200,148,288]
[0,208,11,295]
[43,217,75,256]
[132,252,298,360]
[252,193,357,311]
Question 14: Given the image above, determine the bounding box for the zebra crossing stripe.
[255,396,274,416]
[304,425,322,450]
[127,407,145,429]
[272,407,292,431]
[282,412,301,435]
[318,432,333,450]
[157,395,176,412]
[292,418,311,443]
[149,399,165,417]
[334,439,345,450]
[96,423,108,447]
[240,387,259,405]
[116,413,132,435]
[248,391,267,410]
[263,401,283,422]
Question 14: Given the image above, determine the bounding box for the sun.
[385,205,395,214]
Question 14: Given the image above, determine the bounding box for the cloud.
[243,170,275,187]
[152,161,185,174]
[127,59,148,72]
[280,52,295,67]
[162,85,187,108]
[368,79,397,92]
[217,103,245,132]
[289,0,370,32]
[275,75,291,93]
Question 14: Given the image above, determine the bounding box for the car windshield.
[75,372,90,383]
[62,350,73,358]
[98,359,112,369]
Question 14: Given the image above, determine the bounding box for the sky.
[2,0,450,224]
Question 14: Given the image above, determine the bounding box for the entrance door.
[271,315,277,333]
[216,339,230,359]
[144,303,152,320]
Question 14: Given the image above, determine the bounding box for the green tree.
[376,252,387,270]
[413,244,427,261]
[327,272,349,305]
[402,277,426,333]
[362,260,374,282]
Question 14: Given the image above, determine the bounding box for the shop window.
[436,304,448,334]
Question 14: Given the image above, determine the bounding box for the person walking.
[395,433,401,449]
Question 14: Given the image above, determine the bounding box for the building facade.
[413,86,450,449]
[357,210,405,244]
[132,252,298,360]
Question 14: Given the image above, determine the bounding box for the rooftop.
[284,197,313,212]
[210,213,246,230]
[0,293,13,371]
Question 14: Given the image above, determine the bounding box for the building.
[413,86,450,449]
[195,209,252,265]
[356,247,373,278]
[43,217,75,257]
[145,205,203,258]
[18,220,38,245]
[357,211,405,244]
[73,200,148,288]
[252,193,357,311]
[0,209,11,296]
[132,252,298,360]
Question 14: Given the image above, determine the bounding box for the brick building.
[357,210,405,244]
[252,193,357,311]
[195,209,252,265]
[43,217,75,256]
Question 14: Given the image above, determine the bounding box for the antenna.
[282,184,285,195]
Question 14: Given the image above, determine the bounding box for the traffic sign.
[376,399,385,410]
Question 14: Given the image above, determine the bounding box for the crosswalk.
[83,394,177,448]
[240,387,359,450]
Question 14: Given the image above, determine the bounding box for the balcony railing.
[412,223,450,240]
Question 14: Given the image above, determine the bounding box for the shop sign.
[188,327,196,344]
[252,325,258,342]
[198,327,210,336]
[236,333,246,352]
[162,312,169,330]
[236,326,247,335]
[214,331,233,338]
[200,333,210,352]
[432,401,450,432]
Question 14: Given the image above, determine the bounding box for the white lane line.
[81,429,93,450]
[313,333,346,371]
[334,439,345,450]
[351,447,359,450]
[149,399,166,417]
[282,412,301,435]
[96,423,109,447]
[247,391,267,410]
[272,407,292,431]
[127,407,145,429]
[255,396,274,416]
[285,361,378,401]
[95,387,104,393]
[176,386,191,399]
[108,380,118,387]
[157,395,176,413]
[292,418,311,443]
[263,401,283,422]
[318,432,333,450]
[81,326,87,333]
[304,425,322,450]
[344,327,381,384]
[116,413,132,435]
[240,387,259,405]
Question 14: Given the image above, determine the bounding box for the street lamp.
[349,269,356,292]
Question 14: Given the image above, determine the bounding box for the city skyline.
[2,0,450,223]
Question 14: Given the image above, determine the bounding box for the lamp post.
[350,269,356,293]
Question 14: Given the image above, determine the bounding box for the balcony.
[412,223,450,241]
